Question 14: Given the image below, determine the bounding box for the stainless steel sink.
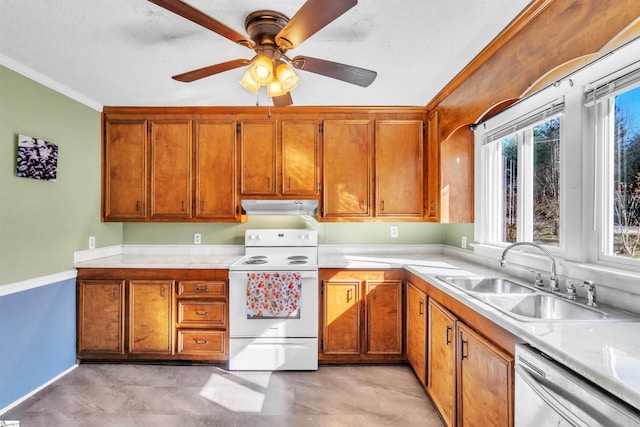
[477,294,608,321]
[437,276,535,294]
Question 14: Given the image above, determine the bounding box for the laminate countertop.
[74,244,640,410]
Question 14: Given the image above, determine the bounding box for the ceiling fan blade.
[172,59,250,82]
[148,0,254,48]
[291,56,377,87]
[272,92,293,107]
[275,0,357,49]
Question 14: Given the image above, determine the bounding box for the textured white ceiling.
[0,0,531,110]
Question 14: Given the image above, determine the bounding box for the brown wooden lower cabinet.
[76,269,228,362]
[406,281,427,384]
[319,269,404,363]
[426,297,514,427]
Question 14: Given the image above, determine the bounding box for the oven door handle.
[515,364,591,427]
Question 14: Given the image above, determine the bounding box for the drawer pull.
[195,285,209,292]
[195,311,209,316]
[194,339,208,345]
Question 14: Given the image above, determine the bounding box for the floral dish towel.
[246,272,302,318]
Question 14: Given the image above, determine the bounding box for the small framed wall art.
[16,134,58,181]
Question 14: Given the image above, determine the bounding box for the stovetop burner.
[243,259,268,265]
[288,260,308,265]
[287,255,308,260]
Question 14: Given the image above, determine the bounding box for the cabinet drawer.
[177,281,226,298]
[177,330,226,355]
[178,301,226,326]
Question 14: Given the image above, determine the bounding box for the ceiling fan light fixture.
[249,55,274,85]
[267,80,287,97]
[276,62,300,92]
[239,70,260,93]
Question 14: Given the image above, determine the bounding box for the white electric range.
[228,229,318,371]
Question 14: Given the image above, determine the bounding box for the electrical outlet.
[390,226,399,238]
[89,236,96,250]
[194,233,201,245]
[461,235,467,249]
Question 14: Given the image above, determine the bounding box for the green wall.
[0,65,122,286]
[123,219,448,245]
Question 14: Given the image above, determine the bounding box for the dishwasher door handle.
[515,364,591,427]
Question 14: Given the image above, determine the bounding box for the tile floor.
[2,364,444,427]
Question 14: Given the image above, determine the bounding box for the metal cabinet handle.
[181,200,185,212]
[194,339,208,345]
[461,338,468,360]
[111,288,117,301]
[446,326,452,345]
[161,287,166,300]
[360,201,365,211]
[201,200,205,212]
[195,285,208,292]
[347,288,353,302]
[419,300,424,315]
[267,176,270,188]
[195,311,208,316]
[288,177,291,189]
[135,200,140,212]
[381,200,385,211]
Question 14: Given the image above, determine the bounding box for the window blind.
[584,65,640,106]
[481,102,564,145]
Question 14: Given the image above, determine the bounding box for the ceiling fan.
[147,0,377,107]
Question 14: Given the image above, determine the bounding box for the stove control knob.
[249,234,261,240]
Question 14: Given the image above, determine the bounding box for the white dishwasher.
[515,344,640,427]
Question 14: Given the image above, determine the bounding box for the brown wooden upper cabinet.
[375,120,424,219]
[281,120,320,196]
[103,119,148,221]
[239,120,278,196]
[322,120,373,219]
[149,120,192,220]
[239,119,320,198]
[194,120,239,221]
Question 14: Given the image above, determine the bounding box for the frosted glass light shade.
[276,63,300,92]
[239,70,259,93]
[267,80,287,97]
[249,56,273,85]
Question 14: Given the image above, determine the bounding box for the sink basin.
[478,294,608,321]
[437,276,535,294]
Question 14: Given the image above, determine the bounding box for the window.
[601,85,640,262]
[481,107,563,249]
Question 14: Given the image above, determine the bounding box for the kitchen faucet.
[500,242,559,292]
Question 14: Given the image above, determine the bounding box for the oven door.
[228,270,318,338]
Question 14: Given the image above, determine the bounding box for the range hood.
[241,199,318,216]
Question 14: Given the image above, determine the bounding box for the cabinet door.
[281,120,320,196]
[322,120,373,218]
[240,121,277,195]
[78,280,125,354]
[406,282,427,384]
[322,280,360,355]
[428,299,457,427]
[458,322,513,427]
[375,120,424,218]
[103,120,148,220]
[129,280,174,354]
[365,280,402,355]
[194,120,238,220]
[150,120,192,219]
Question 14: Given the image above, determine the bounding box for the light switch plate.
[194,233,202,245]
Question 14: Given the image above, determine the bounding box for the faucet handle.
[566,281,579,300]
[529,270,544,288]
